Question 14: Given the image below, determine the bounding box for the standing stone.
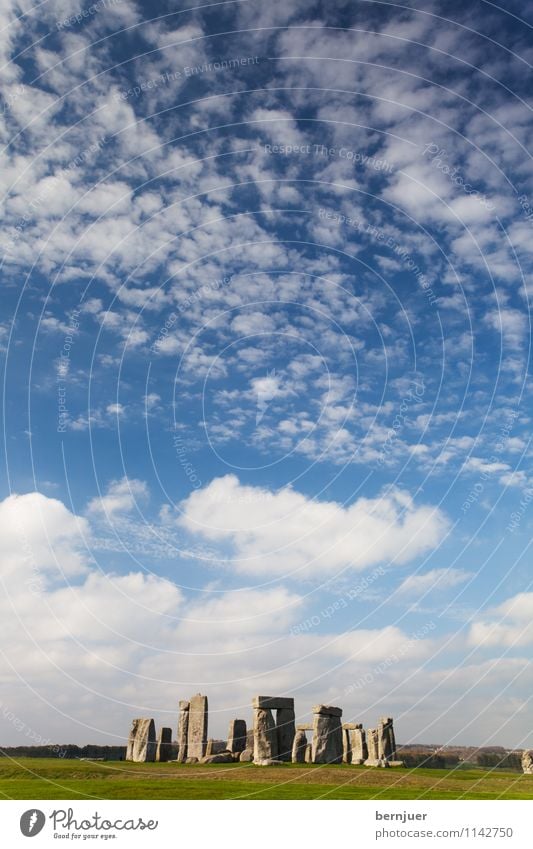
[350,724,367,764]
[253,708,278,762]
[522,750,533,774]
[365,727,381,765]
[227,719,247,755]
[156,727,173,762]
[343,728,352,763]
[378,716,396,762]
[187,694,208,760]
[177,700,189,763]
[292,729,308,763]
[126,718,156,762]
[304,743,312,763]
[276,707,296,762]
[311,705,343,764]
[126,719,139,761]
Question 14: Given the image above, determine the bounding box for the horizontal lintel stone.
[252,696,295,710]
[312,704,343,717]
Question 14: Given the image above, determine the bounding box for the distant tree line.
[0,744,126,760]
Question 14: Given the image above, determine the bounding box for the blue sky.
[0,0,532,749]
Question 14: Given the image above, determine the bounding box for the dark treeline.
[398,747,523,771]
[0,744,126,760]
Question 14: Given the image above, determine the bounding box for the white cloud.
[397,568,470,596]
[178,475,449,578]
[87,477,149,516]
[470,593,533,648]
[0,491,440,744]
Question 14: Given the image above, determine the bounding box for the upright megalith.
[311,705,343,764]
[252,696,295,763]
[276,707,296,762]
[378,716,397,762]
[350,724,367,764]
[253,708,278,762]
[187,694,208,760]
[126,719,139,761]
[342,727,352,764]
[156,727,173,762]
[126,718,156,762]
[177,700,189,763]
[227,719,247,755]
[522,751,533,774]
[365,727,384,766]
[292,729,308,763]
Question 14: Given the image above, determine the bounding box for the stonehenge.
[378,716,397,762]
[155,727,173,762]
[522,750,533,774]
[252,696,296,763]
[227,719,247,755]
[188,694,208,760]
[311,705,343,764]
[177,700,189,763]
[350,724,368,764]
[125,693,402,768]
[292,729,308,763]
[126,718,156,763]
[253,707,278,761]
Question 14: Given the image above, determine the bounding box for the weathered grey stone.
[254,758,285,766]
[126,719,138,761]
[378,716,397,762]
[252,695,295,710]
[176,701,189,763]
[155,727,173,762]
[239,748,254,762]
[292,729,307,763]
[311,706,343,764]
[227,719,247,754]
[304,743,312,763]
[206,738,227,756]
[342,728,351,764]
[312,704,343,717]
[350,724,368,763]
[253,708,278,762]
[522,750,533,774]
[126,718,156,762]
[388,760,405,767]
[366,727,380,762]
[187,694,208,760]
[246,729,254,750]
[342,723,360,730]
[185,756,198,764]
[200,752,233,764]
[276,707,296,762]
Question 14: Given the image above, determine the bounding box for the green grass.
[0,758,531,800]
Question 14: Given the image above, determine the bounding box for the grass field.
[0,758,531,800]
